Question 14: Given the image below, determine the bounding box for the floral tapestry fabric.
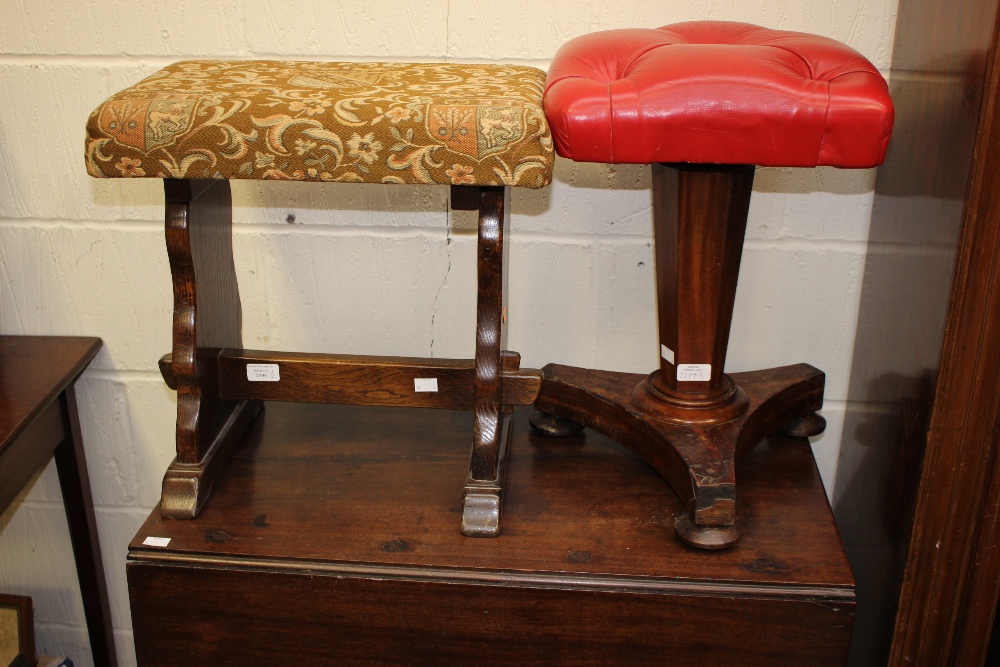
[85,60,554,188]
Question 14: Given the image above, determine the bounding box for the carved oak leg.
[160,179,261,518]
[455,185,512,537]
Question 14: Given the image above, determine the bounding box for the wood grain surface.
[128,403,854,666]
[211,349,542,409]
[0,335,117,667]
[159,179,261,518]
[649,163,754,400]
[130,403,851,588]
[535,363,824,530]
[0,336,100,458]
[888,1,1000,664]
[164,179,252,464]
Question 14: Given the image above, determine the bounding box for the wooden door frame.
[890,6,1000,664]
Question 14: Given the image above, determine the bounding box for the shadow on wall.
[833,59,979,665]
[834,371,936,666]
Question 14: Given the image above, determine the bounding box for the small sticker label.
[677,364,712,382]
[660,344,675,365]
[143,536,171,547]
[414,378,439,392]
[247,363,280,382]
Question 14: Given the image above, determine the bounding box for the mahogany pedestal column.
[532,163,825,549]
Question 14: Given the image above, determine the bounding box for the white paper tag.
[143,536,171,547]
[660,344,675,365]
[677,364,712,382]
[414,378,439,392]
[247,363,280,382]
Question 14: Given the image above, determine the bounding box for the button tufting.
[543,21,894,168]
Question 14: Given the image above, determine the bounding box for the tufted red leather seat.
[532,22,896,549]
[544,21,893,168]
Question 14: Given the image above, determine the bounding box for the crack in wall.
[429,223,453,358]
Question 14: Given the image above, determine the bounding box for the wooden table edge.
[0,335,102,453]
[126,549,855,602]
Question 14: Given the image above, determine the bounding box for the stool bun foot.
[674,514,742,550]
[534,363,824,537]
[782,413,828,438]
[529,411,585,437]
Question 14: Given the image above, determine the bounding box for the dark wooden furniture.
[156,179,536,538]
[532,164,827,549]
[535,26,893,549]
[0,336,117,667]
[795,0,1000,662]
[86,62,555,540]
[128,403,854,666]
[883,0,1000,665]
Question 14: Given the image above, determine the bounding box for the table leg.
[54,385,118,667]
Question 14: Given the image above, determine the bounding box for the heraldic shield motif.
[98,97,198,152]
[427,102,527,161]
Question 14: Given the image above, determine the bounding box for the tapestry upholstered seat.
[84,59,552,539]
[85,60,553,188]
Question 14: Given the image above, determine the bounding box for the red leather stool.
[534,21,894,549]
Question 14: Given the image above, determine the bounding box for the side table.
[0,336,117,667]
[128,403,854,666]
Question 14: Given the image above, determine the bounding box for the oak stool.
[85,61,554,537]
[535,22,894,548]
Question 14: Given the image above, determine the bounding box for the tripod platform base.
[533,362,826,548]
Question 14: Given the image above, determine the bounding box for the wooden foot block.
[160,400,261,518]
[462,412,512,537]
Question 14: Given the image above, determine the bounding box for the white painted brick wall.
[0,1,899,664]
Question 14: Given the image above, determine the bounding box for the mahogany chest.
[127,403,854,666]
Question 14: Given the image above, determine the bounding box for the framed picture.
[0,594,34,667]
